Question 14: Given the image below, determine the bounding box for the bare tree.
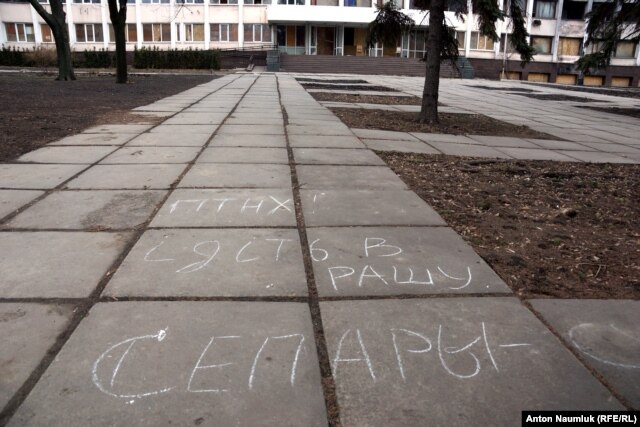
[368,0,535,123]
[27,0,75,80]
[107,0,128,83]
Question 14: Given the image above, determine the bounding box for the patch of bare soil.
[379,152,640,299]
[300,83,399,92]
[467,85,539,93]
[296,78,369,84]
[517,93,608,103]
[330,107,558,139]
[311,92,423,105]
[579,106,640,119]
[525,82,640,99]
[0,72,215,161]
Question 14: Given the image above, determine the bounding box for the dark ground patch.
[330,107,560,139]
[295,78,370,84]
[579,106,640,119]
[378,152,640,299]
[310,92,423,105]
[300,83,399,92]
[0,72,215,162]
[525,82,640,99]
[467,85,539,93]
[517,93,608,102]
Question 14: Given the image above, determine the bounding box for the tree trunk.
[419,0,445,124]
[28,0,75,80]
[108,0,128,84]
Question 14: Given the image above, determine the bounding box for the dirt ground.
[580,106,640,119]
[331,107,558,139]
[0,72,215,161]
[311,92,423,105]
[379,152,640,299]
[301,83,399,92]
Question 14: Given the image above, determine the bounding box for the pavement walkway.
[0,73,638,426]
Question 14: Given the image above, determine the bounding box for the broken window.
[530,36,552,53]
[561,0,586,19]
[558,37,581,55]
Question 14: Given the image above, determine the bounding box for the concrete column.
[0,23,7,45]
[464,0,472,57]
[551,0,565,61]
[635,42,640,66]
[525,0,533,43]
[238,0,244,48]
[101,0,110,48]
[170,0,177,47]
[495,0,506,57]
[306,23,311,54]
[339,0,344,7]
[31,6,42,46]
[136,0,142,49]
[67,0,76,45]
[204,2,210,48]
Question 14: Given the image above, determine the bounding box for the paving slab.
[297,166,406,190]
[559,150,636,163]
[16,146,117,164]
[101,147,201,164]
[218,125,285,135]
[308,227,511,296]
[467,135,541,148]
[151,189,296,227]
[352,128,419,141]
[361,138,441,154]
[301,190,446,226]
[126,132,212,147]
[8,301,327,427]
[496,147,580,161]
[0,303,75,409]
[163,113,228,125]
[49,133,134,146]
[321,298,623,427]
[5,190,165,230]
[104,229,306,297]
[210,134,287,148]
[429,142,514,159]
[149,124,219,135]
[580,142,640,154]
[530,299,640,408]
[198,147,289,164]
[410,133,479,145]
[287,125,352,136]
[525,139,595,151]
[293,148,383,165]
[83,124,154,134]
[0,164,87,190]
[0,190,44,219]
[66,164,186,190]
[288,135,365,149]
[179,164,291,188]
[0,232,130,297]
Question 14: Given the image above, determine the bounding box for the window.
[73,0,101,3]
[141,0,170,3]
[455,31,465,49]
[142,23,171,42]
[469,32,495,50]
[108,24,138,42]
[211,23,238,41]
[558,37,581,56]
[244,24,271,43]
[561,0,585,19]
[402,29,428,58]
[533,0,556,18]
[41,24,54,43]
[277,0,304,4]
[75,24,104,42]
[182,24,204,42]
[615,41,636,58]
[499,34,518,53]
[344,0,372,6]
[6,23,35,42]
[177,0,205,3]
[245,0,272,4]
[531,36,552,54]
[210,0,238,3]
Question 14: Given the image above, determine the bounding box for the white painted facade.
[1,0,639,67]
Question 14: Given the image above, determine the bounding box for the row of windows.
[4,22,271,43]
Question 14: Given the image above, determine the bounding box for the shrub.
[0,46,25,66]
[134,46,220,70]
[23,47,58,67]
[80,48,115,68]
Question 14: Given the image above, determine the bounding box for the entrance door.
[334,26,343,56]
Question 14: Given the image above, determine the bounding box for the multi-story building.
[1,0,639,85]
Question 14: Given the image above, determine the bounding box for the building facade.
[1,0,639,85]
